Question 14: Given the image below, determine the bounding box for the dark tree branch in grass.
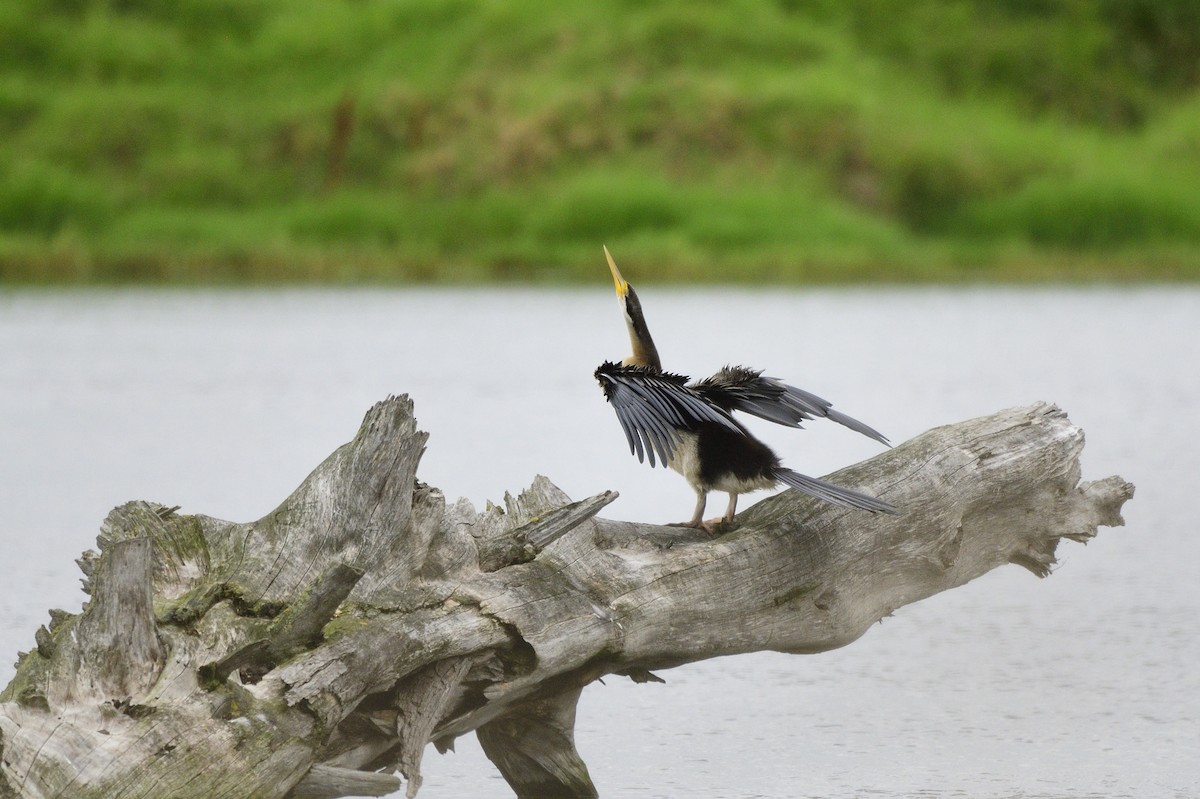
[0,397,1132,799]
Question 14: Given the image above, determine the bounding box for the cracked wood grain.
[1,397,1132,799]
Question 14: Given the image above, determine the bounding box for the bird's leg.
[722,492,739,523]
[702,492,738,530]
[670,489,712,531]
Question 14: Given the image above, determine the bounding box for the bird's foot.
[668,518,732,534]
[668,519,716,534]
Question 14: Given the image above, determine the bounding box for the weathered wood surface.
[0,397,1132,799]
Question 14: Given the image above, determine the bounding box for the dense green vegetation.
[2,0,1200,283]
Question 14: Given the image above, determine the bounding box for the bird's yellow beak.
[604,245,629,298]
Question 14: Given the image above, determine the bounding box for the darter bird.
[594,247,896,530]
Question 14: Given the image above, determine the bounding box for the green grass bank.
[3,0,1200,284]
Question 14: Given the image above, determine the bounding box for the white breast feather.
[667,431,777,494]
[667,431,703,487]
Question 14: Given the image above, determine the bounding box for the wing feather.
[694,365,890,446]
[595,361,740,468]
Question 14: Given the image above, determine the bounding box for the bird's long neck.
[623,297,662,370]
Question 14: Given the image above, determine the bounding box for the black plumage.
[595,247,896,529]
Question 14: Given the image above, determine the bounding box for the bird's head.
[604,246,661,370]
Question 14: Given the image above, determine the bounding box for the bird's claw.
[668,519,728,535]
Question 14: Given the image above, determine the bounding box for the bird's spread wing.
[595,361,741,467]
[693,365,890,446]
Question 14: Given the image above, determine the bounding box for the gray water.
[1,286,1197,798]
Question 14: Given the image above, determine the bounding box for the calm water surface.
[1,286,1197,798]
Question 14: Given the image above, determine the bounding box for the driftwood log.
[0,397,1132,799]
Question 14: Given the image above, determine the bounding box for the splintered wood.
[0,398,1132,799]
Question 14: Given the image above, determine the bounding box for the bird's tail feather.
[772,468,897,514]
